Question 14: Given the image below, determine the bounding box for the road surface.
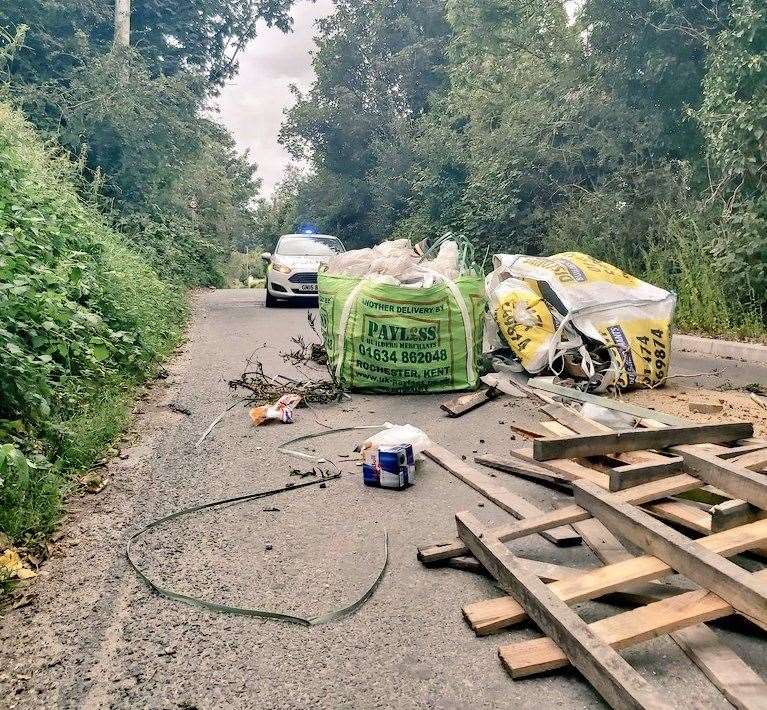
[1,288,765,709]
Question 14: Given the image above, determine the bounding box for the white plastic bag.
[361,423,431,460]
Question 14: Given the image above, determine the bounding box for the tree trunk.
[114,0,130,47]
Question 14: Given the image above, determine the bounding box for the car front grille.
[288,272,317,284]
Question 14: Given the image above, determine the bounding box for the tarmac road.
[1,288,766,710]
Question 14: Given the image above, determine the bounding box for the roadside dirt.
[631,384,767,440]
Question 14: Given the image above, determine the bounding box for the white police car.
[262,232,345,307]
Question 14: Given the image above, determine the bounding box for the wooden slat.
[456,511,670,710]
[717,442,767,460]
[474,455,573,491]
[643,500,712,535]
[499,569,767,679]
[542,402,611,434]
[511,446,611,488]
[439,388,499,416]
[670,625,767,710]
[729,449,767,472]
[540,420,578,438]
[447,555,584,582]
[534,422,754,461]
[673,446,767,510]
[424,445,581,546]
[480,373,527,397]
[461,516,767,634]
[609,457,684,492]
[508,420,551,438]
[573,480,767,627]
[417,473,701,564]
[574,518,767,710]
[527,377,688,425]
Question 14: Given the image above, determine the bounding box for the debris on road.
[485,252,676,392]
[359,424,429,489]
[440,387,500,417]
[0,549,36,580]
[416,379,767,708]
[79,471,109,494]
[689,400,724,414]
[230,357,344,406]
[126,473,390,626]
[249,393,302,426]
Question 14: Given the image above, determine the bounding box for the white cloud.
[213,0,335,197]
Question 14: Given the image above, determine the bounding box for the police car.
[262,231,345,307]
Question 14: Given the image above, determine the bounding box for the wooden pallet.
[421,411,767,709]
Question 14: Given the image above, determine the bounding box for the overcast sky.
[213,0,335,198]
[214,0,581,199]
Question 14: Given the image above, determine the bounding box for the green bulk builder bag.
[318,272,486,393]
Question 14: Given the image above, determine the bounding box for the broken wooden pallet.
[424,407,767,709]
[424,445,581,546]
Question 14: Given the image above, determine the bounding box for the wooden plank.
[480,373,527,397]
[540,420,577,438]
[508,420,550,438]
[424,445,581,546]
[670,625,767,710]
[573,480,767,627]
[573,517,631,564]
[456,511,671,710]
[710,499,767,533]
[527,378,689,426]
[643,500,712,535]
[674,446,767,510]
[511,446,611,488]
[439,388,499,417]
[499,569,767,679]
[461,516,767,634]
[574,519,767,710]
[534,422,754,461]
[417,473,701,564]
[474,455,573,491]
[573,516,689,602]
[609,457,684,492]
[463,582,681,636]
[717,442,767,460]
[542,402,611,434]
[445,556,488,576]
[446,555,583,582]
[729,450,767,471]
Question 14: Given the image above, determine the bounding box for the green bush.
[223,250,267,288]
[0,101,185,541]
[544,171,764,340]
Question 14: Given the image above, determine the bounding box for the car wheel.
[265,289,278,308]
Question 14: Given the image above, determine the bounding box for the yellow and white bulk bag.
[488,252,676,390]
[488,278,567,373]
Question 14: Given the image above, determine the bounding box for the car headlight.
[271,263,291,274]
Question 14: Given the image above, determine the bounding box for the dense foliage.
[0,102,184,538]
[266,0,765,336]
[0,2,290,544]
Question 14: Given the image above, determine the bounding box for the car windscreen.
[276,236,343,256]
